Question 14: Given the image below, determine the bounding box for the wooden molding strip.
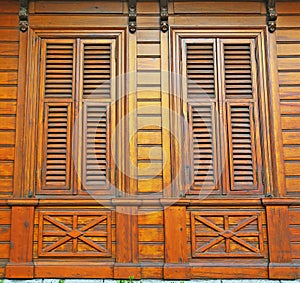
[2,197,300,207]
[7,199,39,206]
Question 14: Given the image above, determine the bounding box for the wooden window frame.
[171,29,272,197]
[22,29,126,198]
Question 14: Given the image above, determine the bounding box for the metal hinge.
[19,0,29,32]
[128,0,137,33]
[160,0,169,32]
[266,0,277,33]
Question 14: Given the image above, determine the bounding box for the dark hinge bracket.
[266,0,277,33]
[160,0,169,32]
[19,0,29,32]
[128,0,137,33]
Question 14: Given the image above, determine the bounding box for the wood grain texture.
[266,205,291,263]
[6,206,35,278]
[136,29,163,194]
[0,1,18,198]
[176,33,265,196]
[116,206,138,263]
[0,207,10,273]
[138,208,164,262]
[34,1,123,14]
[173,1,262,14]
[289,208,300,260]
[2,0,300,280]
[165,206,188,263]
[277,29,300,195]
[37,211,112,257]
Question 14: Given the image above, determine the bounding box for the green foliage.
[117,276,136,283]
[0,279,4,283]
[58,280,65,283]
[117,277,184,283]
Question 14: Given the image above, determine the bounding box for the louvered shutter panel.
[184,40,220,193]
[188,103,219,191]
[38,39,75,193]
[80,40,114,194]
[82,103,109,191]
[186,42,216,99]
[83,42,111,98]
[223,43,253,99]
[44,42,74,98]
[221,39,263,192]
[42,103,72,190]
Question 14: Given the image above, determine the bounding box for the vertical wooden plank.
[114,206,140,279]
[6,204,36,278]
[161,31,172,197]
[164,206,189,279]
[128,32,137,196]
[266,205,291,262]
[265,203,294,279]
[267,31,286,196]
[22,29,40,200]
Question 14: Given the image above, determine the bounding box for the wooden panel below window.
[37,211,112,257]
[0,207,11,267]
[191,211,264,257]
[289,207,300,260]
[138,208,164,261]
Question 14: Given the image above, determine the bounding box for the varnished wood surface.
[1,0,300,280]
[277,27,300,195]
[0,1,18,198]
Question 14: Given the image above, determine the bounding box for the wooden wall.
[0,0,19,277]
[0,1,18,196]
[0,205,11,277]
[277,4,300,195]
[1,0,300,280]
[276,1,300,268]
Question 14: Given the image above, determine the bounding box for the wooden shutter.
[80,40,115,194]
[82,103,110,192]
[186,41,216,100]
[43,41,74,98]
[41,103,72,190]
[183,39,220,193]
[182,38,263,195]
[82,42,111,98]
[37,39,75,194]
[188,103,219,191]
[220,39,263,193]
[226,103,260,190]
[37,38,116,195]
